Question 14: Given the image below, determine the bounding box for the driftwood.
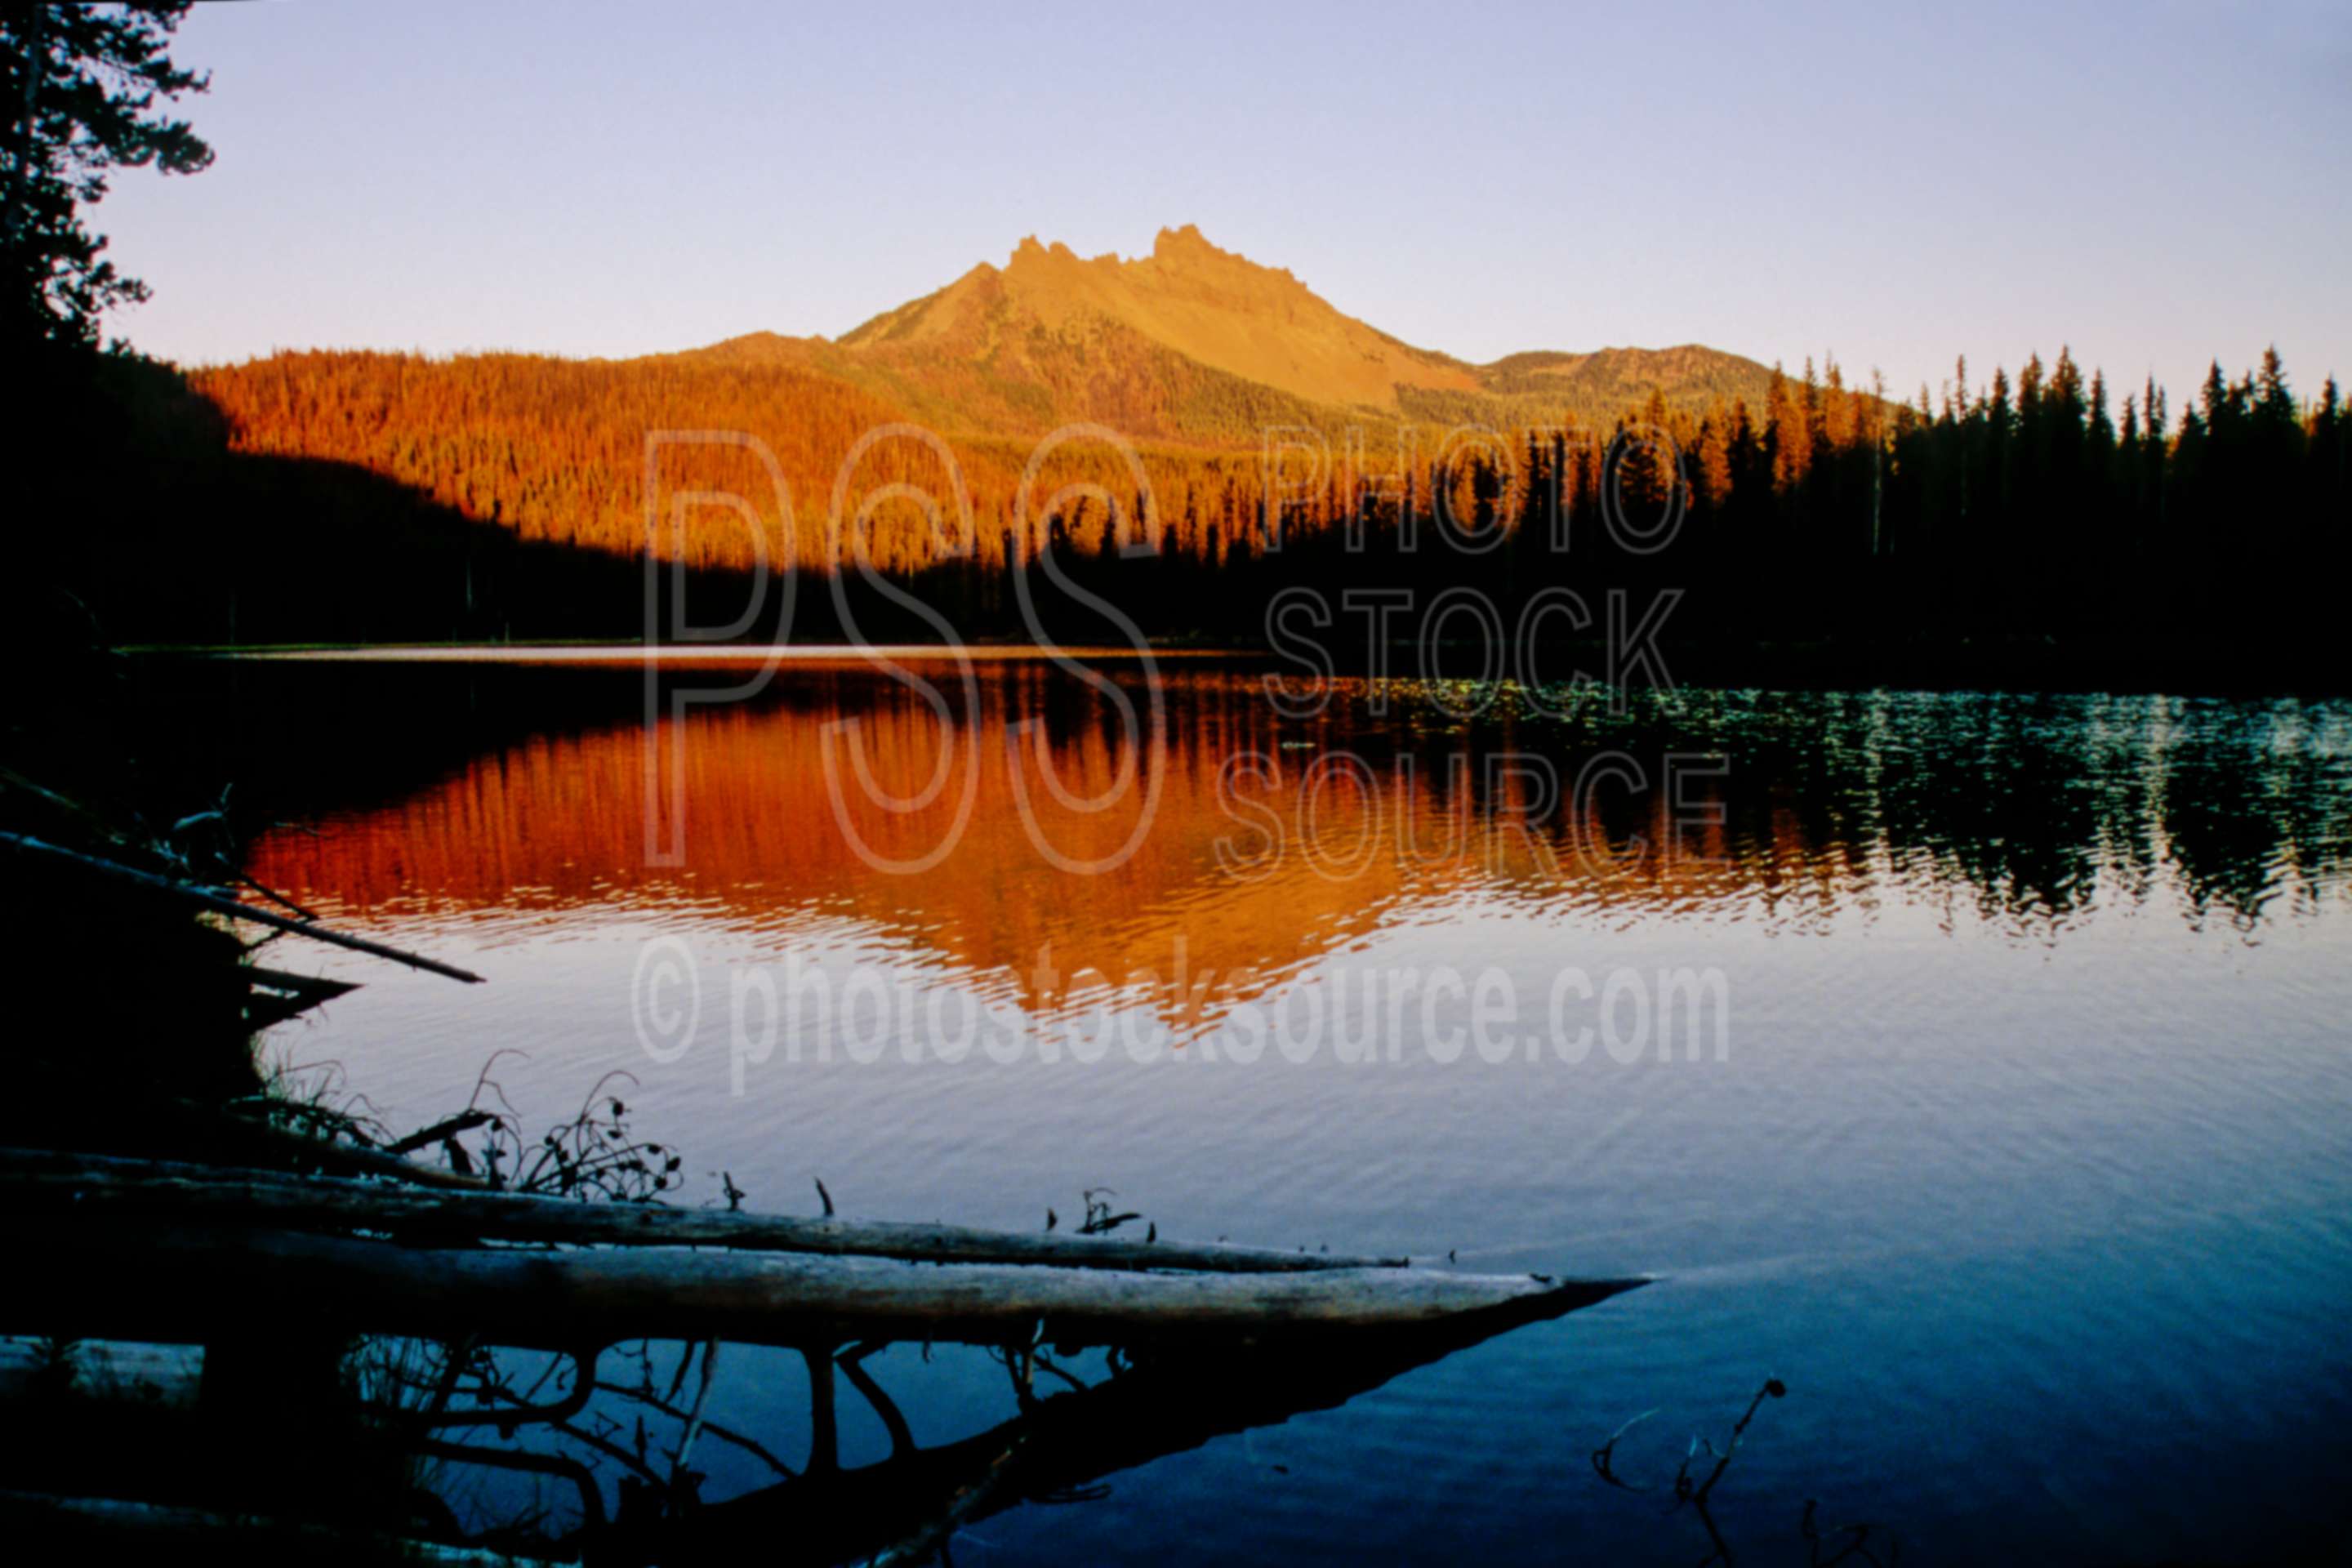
[0,1338,201,1408]
[145,1113,493,1191]
[8,1218,1645,1352]
[0,1489,547,1564]
[5,1318,1613,1567]
[0,831,485,983]
[240,965,362,1030]
[0,1147,1402,1272]
[2,1152,1647,1558]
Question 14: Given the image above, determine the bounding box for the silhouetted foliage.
[2,1,210,347]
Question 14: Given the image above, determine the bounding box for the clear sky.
[97,0,2351,415]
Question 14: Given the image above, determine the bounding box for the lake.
[197,651,2352,1565]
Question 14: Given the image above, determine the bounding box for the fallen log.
[0,1490,547,1565]
[7,1219,1646,1352]
[0,1147,1403,1272]
[142,1111,492,1191]
[0,1338,201,1409]
[0,831,485,983]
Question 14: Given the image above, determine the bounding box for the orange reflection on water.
[245,668,1775,1026]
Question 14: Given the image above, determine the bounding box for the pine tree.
[2,2,212,345]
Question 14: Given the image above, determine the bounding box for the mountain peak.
[1009,234,1087,267]
[840,225,1479,410]
[1143,223,1294,283]
[824,228,1769,424]
[997,225,1276,283]
[1152,222,1214,259]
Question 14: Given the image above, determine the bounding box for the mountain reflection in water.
[243,662,2351,1025]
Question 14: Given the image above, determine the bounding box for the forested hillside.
[186,228,1788,578]
[80,229,2345,675]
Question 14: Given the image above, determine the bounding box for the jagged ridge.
[692,225,1777,443]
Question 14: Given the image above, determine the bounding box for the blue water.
[225,660,2352,1565]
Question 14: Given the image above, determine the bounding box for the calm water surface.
[212,654,2352,1565]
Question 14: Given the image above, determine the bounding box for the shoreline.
[117,635,2352,700]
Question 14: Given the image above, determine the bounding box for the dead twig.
[1591,1407,1659,1490]
[1076,1187,1143,1236]
[0,831,485,982]
[1594,1378,1789,1567]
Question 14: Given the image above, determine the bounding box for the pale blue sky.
[98,0,2351,415]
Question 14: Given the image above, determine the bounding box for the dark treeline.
[1074,346,2351,682]
[16,341,2351,694]
[964,345,2350,694]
